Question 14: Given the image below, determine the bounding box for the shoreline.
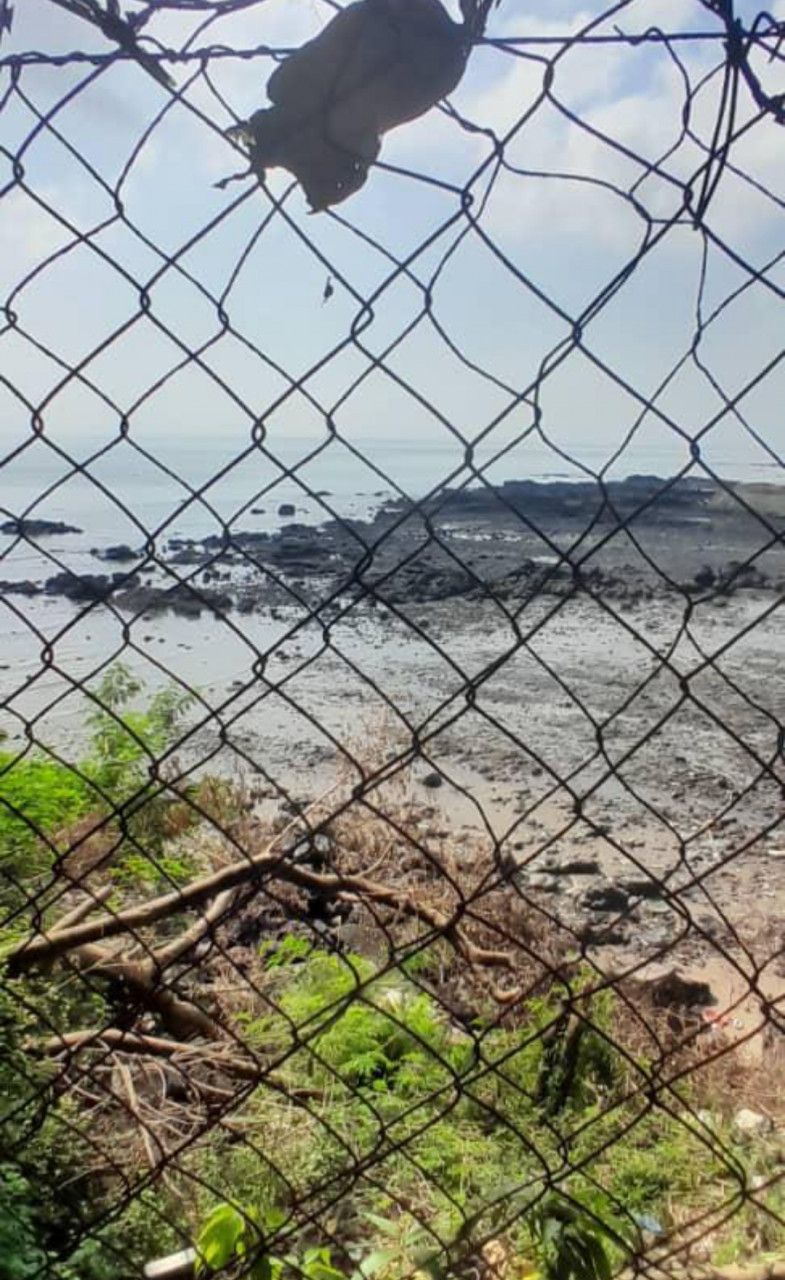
[1,474,783,1058]
[3,472,785,609]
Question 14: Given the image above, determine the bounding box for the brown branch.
[51,885,113,931]
[67,944,222,1040]
[153,886,238,969]
[114,1056,161,1170]
[12,781,343,971]
[31,1028,324,1098]
[150,780,341,969]
[10,850,512,975]
[33,1027,261,1078]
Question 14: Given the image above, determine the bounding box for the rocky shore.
[3,474,784,618]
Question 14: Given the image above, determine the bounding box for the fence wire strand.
[1,1,784,1278]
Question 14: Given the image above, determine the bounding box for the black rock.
[693,565,716,590]
[619,877,664,899]
[577,921,629,946]
[582,883,630,913]
[278,503,296,517]
[93,543,140,563]
[551,858,600,876]
[44,571,139,603]
[422,772,444,789]
[0,578,41,596]
[274,538,328,561]
[168,548,208,566]
[113,582,234,617]
[2,518,82,537]
[635,966,716,1010]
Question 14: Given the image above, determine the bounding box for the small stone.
[552,858,600,876]
[693,565,716,590]
[278,503,296,517]
[697,914,723,938]
[525,875,562,894]
[635,965,716,1010]
[422,771,444,789]
[97,543,139,562]
[733,1109,773,1138]
[619,877,664,899]
[577,921,629,947]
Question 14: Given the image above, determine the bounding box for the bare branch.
[52,885,114,931]
[65,943,222,1040]
[10,848,513,977]
[31,1028,325,1098]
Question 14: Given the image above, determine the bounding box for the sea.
[2,430,782,555]
[0,431,782,760]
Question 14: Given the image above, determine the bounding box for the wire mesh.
[1,1,784,1278]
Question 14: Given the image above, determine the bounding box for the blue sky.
[1,0,783,487]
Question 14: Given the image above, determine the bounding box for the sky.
[1,0,783,490]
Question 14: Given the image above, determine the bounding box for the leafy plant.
[262,933,314,969]
[84,663,195,800]
[196,1202,272,1280]
[276,952,452,1089]
[529,1196,618,1280]
[0,1167,49,1280]
[0,665,198,902]
[0,750,94,895]
[300,1244,350,1280]
[80,664,199,887]
[195,1201,349,1280]
[354,1212,440,1280]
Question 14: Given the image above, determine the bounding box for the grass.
[179,947,783,1280]
[0,669,781,1280]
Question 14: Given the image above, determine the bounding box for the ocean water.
[0,429,781,762]
[2,430,782,572]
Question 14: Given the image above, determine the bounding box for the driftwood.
[10,855,513,1037]
[10,797,516,1042]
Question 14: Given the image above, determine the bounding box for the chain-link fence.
[1,1,784,1278]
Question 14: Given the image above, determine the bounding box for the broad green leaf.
[355,1248,396,1278]
[363,1214,401,1238]
[263,1205,288,1232]
[309,1261,350,1280]
[196,1204,245,1274]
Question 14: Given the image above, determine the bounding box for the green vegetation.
[0,749,94,886]
[0,667,781,1280]
[0,666,200,1277]
[183,949,781,1280]
[0,663,201,911]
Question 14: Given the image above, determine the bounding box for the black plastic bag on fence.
[227,0,498,211]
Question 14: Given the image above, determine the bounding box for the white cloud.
[0,190,72,294]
